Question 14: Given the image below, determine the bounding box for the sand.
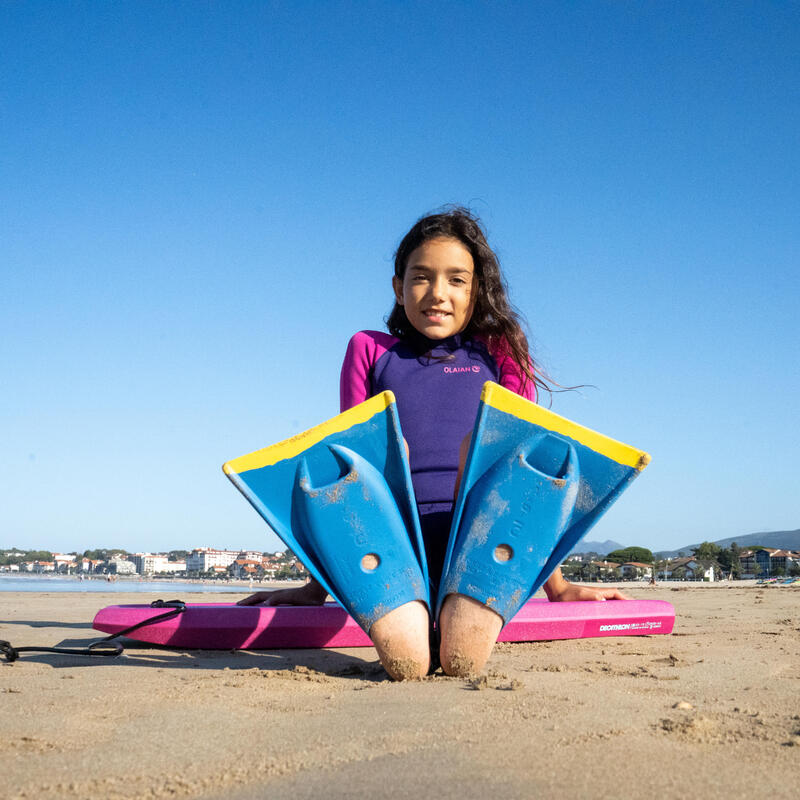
[1,583,798,799]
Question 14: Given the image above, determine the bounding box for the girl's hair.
[387,206,549,396]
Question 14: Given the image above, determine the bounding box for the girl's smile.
[393,237,477,340]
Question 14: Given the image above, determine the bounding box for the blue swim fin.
[437,382,650,625]
[223,393,429,632]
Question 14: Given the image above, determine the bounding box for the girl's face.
[392,237,477,340]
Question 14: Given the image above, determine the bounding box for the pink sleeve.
[485,337,537,403]
[339,331,397,412]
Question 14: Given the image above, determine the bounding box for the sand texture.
[1,584,799,799]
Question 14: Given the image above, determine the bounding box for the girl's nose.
[430,276,447,301]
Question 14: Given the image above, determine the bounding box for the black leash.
[0,599,187,663]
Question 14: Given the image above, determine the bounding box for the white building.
[130,553,187,574]
[131,554,166,574]
[659,557,717,582]
[186,548,240,573]
[109,557,137,575]
[620,561,654,579]
[131,553,156,574]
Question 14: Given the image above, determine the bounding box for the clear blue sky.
[2,1,798,556]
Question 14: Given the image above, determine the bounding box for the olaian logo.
[443,366,482,374]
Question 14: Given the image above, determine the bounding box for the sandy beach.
[1,583,798,799]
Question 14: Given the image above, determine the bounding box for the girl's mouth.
[424,310,450,320]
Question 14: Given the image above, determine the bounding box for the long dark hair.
[387,206,551,396]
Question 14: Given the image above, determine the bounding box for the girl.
[239,207,626,679]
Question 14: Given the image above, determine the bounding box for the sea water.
[0,575,263,593]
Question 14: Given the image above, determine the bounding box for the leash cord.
[0,599,187,663]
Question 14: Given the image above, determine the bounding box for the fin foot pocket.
[439,433,580,624]
[294,445,427,631]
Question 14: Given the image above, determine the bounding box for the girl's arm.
[485,336,536,402]
[339,330,396,411]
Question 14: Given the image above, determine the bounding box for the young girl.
[239,207,627,679]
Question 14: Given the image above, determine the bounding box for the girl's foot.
[369,600,431,681]
[438,593,503,677]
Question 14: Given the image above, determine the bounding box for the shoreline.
[0,572,769,589]
[0,573,302,585]
[0,574,304,593]
[1,584,798,799]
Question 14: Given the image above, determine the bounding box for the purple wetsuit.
[340,330,535,592]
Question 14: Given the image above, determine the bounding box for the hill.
[569,539,626,556]
[655,529,800,559]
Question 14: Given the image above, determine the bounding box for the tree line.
[0,548,191,566]
[565,540,799,580]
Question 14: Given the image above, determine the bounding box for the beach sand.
[1,583,798,799]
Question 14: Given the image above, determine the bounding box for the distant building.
[659,557,717,581]
[108,557,136,575]
[186,548,240,573]
[52,553,74,572]
[132,553,156,574]
[620,561,653,580]
[739,548,800,577]
[130,553,188,575]
[238,550,264,561]
[260,557,278,577]
[229,559,262,579]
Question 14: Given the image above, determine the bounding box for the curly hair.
[387,206,550,396]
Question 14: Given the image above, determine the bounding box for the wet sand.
[1,583,798,799]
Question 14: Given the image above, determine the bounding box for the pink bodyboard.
[93,598,674,649]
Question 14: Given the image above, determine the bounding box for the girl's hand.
[236,579,328,606]
[543,567,630,602]
[548,582,630,602]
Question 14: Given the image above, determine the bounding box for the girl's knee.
[369,600,431,681]
[438,593,503,678]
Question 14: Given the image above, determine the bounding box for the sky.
[2,1,798,557]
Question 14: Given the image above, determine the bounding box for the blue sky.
[2,1,798,556]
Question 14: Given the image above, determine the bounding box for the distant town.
[0,547,308,580]
[2,541,800,582]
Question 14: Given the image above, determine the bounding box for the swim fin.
[437,382,650,625]
[223,392,429,632]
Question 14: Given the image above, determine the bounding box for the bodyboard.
[92,598,674,650]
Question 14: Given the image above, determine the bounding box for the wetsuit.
[340,330,534,594]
